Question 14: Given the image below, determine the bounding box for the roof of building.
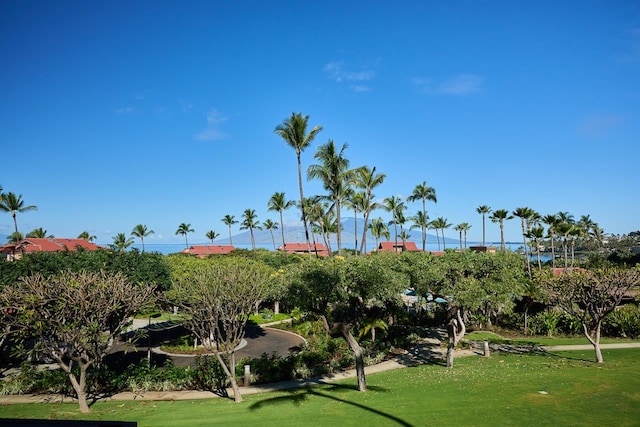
[0,238,103,255]
[277,242,329,257]
[378,241,420,252]
[180,245,236,257]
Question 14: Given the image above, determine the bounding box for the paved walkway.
[1,337,638,405]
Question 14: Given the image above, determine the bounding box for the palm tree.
[131,224,154,252]
[274,112,323,256]
[26,228,53,238]
[555,221,574,270]
[407,181,437,251]
[221,214,238,245]
[410,211,430,250]
[240,209,261,250]
[267,192,295,250]
[383,196,405,247]
[111,232,133,252]
[77,231,97,242]
[398,230,412,245]
[175,223,194,248]
[263,219,279,251]
[8,232,24,243]
[432,217,451,250]
[542,214,560,269]
[476,205,492,246]
[0,192,37,239]
[489,209,513,251]
[368,217,390,250]
[513,207,537,274]
[352,166,386,254]
[205,230,220,243]
[453,223,471,250]
[343,189,366,255]
[529,225,545,270]
[307,140,351,256]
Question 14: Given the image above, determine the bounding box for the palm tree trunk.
[296,152,312,257]
[336,198,342,256]
[279,210,286,249]
[353,207,358,255]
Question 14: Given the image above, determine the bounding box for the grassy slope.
[1,349,639,426]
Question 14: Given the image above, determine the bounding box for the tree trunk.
[446,309,466,368]
[297,153,312,257]
[341,324,366,392]
[58,357,90,413]
[583,322,604,364]
[216,352,243,402]
[274,300,280,315]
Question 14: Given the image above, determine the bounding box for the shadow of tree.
[249,383,411,426]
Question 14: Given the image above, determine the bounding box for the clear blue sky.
[1,0,639,245]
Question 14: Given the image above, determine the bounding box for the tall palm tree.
[513,207,536,274]
[410,211,430,251]
[111,232,133,253]
[453,223,471,250]
[131,224,154,253]
[205,230,220,243]
[300,196,323,256]
[307,140,351,256]
[555,221,574,270]
[407,181,437,251]
[527,225,545,270]
[476,205,492,246]
[263,219,279,251]
[175,223,194,248]
[352,166,386,254]
[368,217,390,250]
[489,209,513,251]
[542,214,560,269]
[432,217,451,250]
[267,192,295,250]
[343,189,366,255]
[77,231,96,242]
[398,230,412,245]
[383,196,405,247]
[0,192,38,239]
[240,209,261,250]
[26,228,53,238]
[221,214,238,245]
[274,112,323,256]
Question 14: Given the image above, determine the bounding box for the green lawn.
[1,349,639,426]
[465,330,640,347]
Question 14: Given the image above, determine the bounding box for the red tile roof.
[180,245,236,258]
[0,238,103,259]
[378,241,420,252]
[277,243,329,257]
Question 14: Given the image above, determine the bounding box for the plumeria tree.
[0,271,154,413]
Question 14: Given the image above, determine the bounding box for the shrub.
[603,304,640,338]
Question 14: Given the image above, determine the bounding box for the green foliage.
[0,249,171,291]
[603,304,640,338]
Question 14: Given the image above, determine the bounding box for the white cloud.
[411,74,484,96]
[324,62,375,90]
[194,108,228,141]
[195,129,227,141]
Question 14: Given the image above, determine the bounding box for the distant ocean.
[122,241,532,256]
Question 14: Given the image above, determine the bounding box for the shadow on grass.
[249,383,412,426]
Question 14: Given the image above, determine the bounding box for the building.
[377,241,420,253]
[0,238,103,261]
[179,245,236,258]
[277,242,329,257]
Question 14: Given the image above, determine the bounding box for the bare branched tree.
[0,271,155,413]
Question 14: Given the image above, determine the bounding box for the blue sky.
[1,0,639,246]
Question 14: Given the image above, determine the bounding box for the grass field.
[1,348,639,426]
